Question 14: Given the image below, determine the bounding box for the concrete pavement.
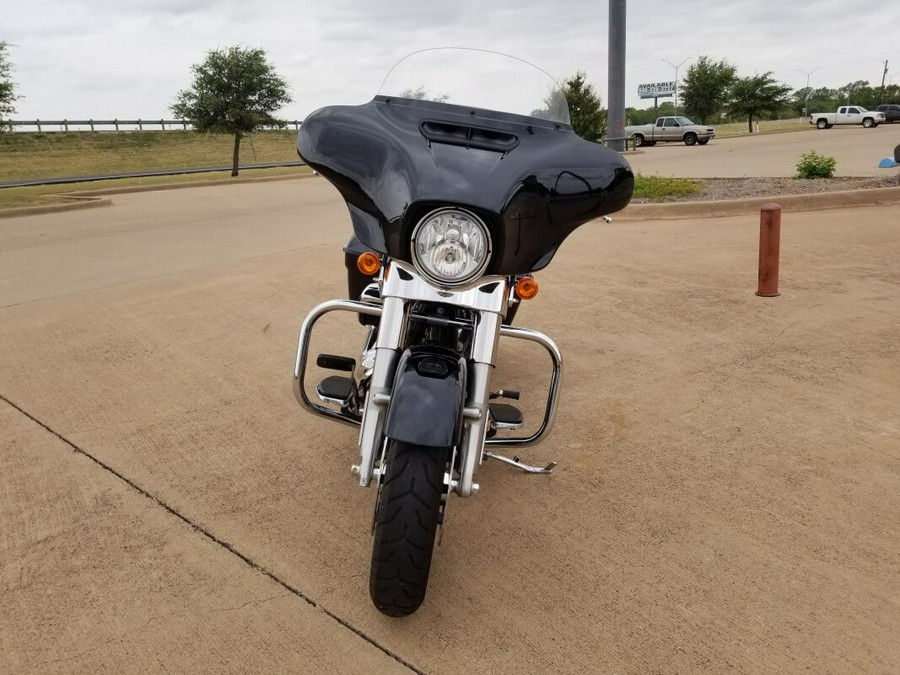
[625,124,900,177]
[1,177,898,673]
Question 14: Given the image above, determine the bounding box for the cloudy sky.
[3,1,898,121]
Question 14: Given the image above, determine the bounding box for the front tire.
[684,132,697,146]
[816,118,828,129]
[862,117,875,128]
[370,440,449,617]
[632,133,645,148]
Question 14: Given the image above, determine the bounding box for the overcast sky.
[3,1,898,121]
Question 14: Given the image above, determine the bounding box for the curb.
[0,172,313,220]
[0,196,114,219]
[616,185,900,220]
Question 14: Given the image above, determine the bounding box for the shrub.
[795,150,837,179]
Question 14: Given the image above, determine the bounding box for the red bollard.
[756,203,781,297]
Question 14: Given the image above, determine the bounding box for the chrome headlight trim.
[410,207,492,287]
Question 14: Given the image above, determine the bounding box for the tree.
[680,56,736,124]
[1,42,19,132]
[838,80,876,108]
[398,86,449,103]
[562,71,606,142]
[727,72,792,133]
[171,46,292,176]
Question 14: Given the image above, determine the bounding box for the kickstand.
[483,451,556,474]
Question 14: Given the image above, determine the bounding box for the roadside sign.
[638,82,675,98]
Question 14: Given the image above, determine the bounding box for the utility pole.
[607,0,627,152]
[797,66,820,117]
[882,60,889,89]
[662,57,691,115]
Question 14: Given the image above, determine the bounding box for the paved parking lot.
[2,143,899,672]
[626,123,899,177]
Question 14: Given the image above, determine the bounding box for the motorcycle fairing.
[298,97,634,275]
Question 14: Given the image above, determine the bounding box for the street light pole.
[797,67,820,117]
[662,57,691,115]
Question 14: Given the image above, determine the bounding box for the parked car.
[808,105,885,128]
[624,116,715,147]
[876,104,900,123]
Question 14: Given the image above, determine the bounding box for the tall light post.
[662,57,691,115]
[797,66,820,117]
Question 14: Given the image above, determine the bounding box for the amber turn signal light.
[515,276,539,300]
[357,252,381,276]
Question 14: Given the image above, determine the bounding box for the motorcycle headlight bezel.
[410,207,492,286]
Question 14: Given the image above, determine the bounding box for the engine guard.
[293,298,564,459]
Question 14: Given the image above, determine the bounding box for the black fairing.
[298,97,634,275]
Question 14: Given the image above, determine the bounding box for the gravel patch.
[634,174,900,203]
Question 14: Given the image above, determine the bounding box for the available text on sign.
[637,82,676,99]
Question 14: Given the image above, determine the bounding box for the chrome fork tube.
[458,310,503,497]
[356,295,405,487]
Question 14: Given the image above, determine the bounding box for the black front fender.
[384,347,467,448]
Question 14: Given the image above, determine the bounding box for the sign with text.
[638,82,675,98]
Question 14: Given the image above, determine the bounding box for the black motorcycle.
[293,48,633,616]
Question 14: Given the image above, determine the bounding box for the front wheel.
[816,118,828,129]
[684,132,697,146]
[370,440,449,617]
[862,117,874,128]
[632,133,645,148]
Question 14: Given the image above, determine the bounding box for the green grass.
[0,130,300,181]
[633,174,702,201]
[0,129,308,209]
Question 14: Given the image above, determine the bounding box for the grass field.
[0,130,309,209]
[0,130,300,180]
[1,122,809,211]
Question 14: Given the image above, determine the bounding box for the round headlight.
[411,208,491,285]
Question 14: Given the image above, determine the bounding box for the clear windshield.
[378,48,570,125]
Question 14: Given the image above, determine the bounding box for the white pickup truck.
[808,106,885,129]
[624,116,715,147]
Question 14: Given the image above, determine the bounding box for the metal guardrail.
[2,119,303,132]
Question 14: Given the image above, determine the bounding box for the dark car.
[876,104,900,123]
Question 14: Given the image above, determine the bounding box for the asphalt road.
[1,139,899,672]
